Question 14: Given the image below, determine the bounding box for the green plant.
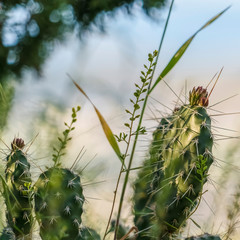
[0,3,236,240]
[3,138,33,240]
[34,106,87,240]
[151,87,213,239]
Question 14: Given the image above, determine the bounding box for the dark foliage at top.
[0,0,167,82]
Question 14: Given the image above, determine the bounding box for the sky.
[4,0,240,238]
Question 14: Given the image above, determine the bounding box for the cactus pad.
[34,167,84,240]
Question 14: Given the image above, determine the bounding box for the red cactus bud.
[189,86,209,106]
[11,138,25,150]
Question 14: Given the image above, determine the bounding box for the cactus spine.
[152,87,213,239]
[4,138,33,239]
[133,115,174,239]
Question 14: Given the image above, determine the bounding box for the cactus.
[133,114,175,239]
[34,106,86,240]
[185,233,221,240]
[150,87,213,239]
[34,167,85,240]
[4,138,33,239]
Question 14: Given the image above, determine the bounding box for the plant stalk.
[114,0,175,238]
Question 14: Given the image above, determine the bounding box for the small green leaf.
[134,104,140,110]
[125,109,132,115]
[190,218,202,230]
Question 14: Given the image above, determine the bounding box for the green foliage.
[73,79,123,164]
[34,168,85,240]
[0,4,233,239]
[149,7,230,94]
[0,83,14,133]
[52,106,81,167]
[4,138,33,239]
[115,50,158,146]
[34,106,86,240]
[0,0,166,82]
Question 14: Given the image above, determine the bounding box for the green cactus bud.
[34,167,85,240]
[185,233,221,240]
[4,138,33,239]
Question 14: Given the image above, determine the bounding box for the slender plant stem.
[114,1,175,239]
[104,70,151,239]
[103,121,134,239]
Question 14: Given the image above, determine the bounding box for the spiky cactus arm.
[133,115,175,239]
[150,87,214,239]
[34,168,85,240]
[4,138,33,239]
[185,233,221,240]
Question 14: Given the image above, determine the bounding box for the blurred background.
[0,0,240,239]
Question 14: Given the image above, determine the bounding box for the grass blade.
[72,79,124,166]
[149,6,230,94]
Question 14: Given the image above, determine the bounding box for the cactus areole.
[34,167,85,240]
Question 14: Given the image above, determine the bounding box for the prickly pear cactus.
[185,233,221,240]
[34,167,85,240]
[152,87,213,239]
[133,114,175,239]
[4,138,33,239]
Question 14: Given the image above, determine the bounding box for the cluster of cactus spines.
[34,168,85,240]
[133,114,174,239]
[152,86,213,239]
[185,233,221,240]
[4,138,33,239]
[133,86,214,239]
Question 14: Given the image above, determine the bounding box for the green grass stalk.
[114,1,175,238]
